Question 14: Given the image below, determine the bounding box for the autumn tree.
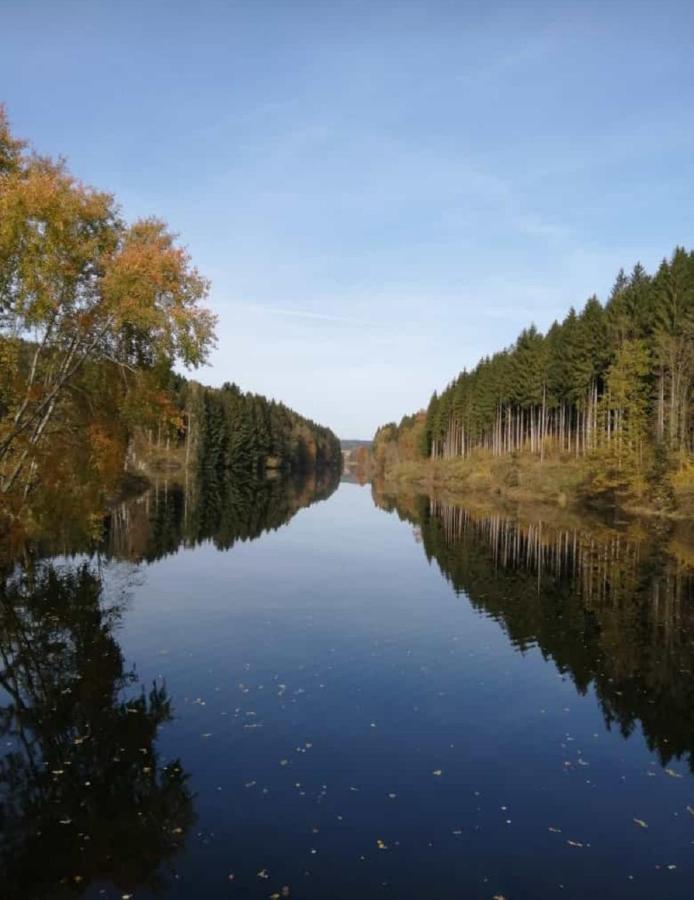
[0,107,216,497]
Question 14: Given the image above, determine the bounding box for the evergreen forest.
[374,249,694,507]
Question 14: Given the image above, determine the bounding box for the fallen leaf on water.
[633,818,648,829]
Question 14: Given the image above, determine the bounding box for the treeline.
[130,374,341,478]
[177,377,340,475]
[374,248,694,502]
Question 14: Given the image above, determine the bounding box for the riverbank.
[373,453,694,520]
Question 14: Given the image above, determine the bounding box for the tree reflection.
[0,560,194,899]
[0,468,339,896]
[374,488,694,771]
[106,466,341,562]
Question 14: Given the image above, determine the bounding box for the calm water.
[2,475,694,899]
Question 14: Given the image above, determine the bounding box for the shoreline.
[371,454,694,521]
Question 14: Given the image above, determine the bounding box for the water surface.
[2,477,694,899]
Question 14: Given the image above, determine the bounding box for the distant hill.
[340,439,372,451]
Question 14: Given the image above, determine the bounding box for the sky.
[1,0,693,438]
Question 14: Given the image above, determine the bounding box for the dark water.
[2,475,694,900]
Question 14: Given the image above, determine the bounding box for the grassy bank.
[376,452,694,519]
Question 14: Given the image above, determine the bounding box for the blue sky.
[2,1,693,437]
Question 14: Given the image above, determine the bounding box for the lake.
[2,474,694,899]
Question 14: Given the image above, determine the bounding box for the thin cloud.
[232,302,369,326]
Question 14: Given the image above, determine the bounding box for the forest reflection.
[106,465,341,562]
[1,466,341,569]
[374,488,694,772]
[0,468,339,898]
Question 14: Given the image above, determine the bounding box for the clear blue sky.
[2,1,693,438]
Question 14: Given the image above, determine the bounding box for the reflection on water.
[0,468,339,899]
[0,560,193,900]
[106,466,341,562]
[2,471,694,899]
[375,489,694,772]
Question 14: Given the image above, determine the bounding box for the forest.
[0,108,340,534]
[158,375,341,477]
[373,248,694,510]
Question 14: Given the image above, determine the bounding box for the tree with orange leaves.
[0,107,216,497]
